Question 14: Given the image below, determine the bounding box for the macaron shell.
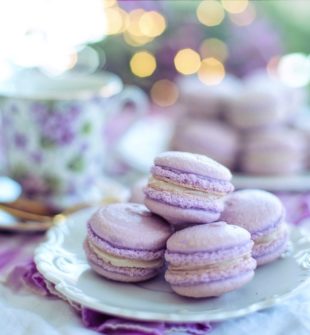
[221,189,284,234]
[87,224,165,261]
[89,203,171,250]
[144,197,221,226]
[166,222,251,253]
[88,260,159,283]
[154,151,232,181]
[170,271,255,298]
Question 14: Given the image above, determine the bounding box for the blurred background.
[0,0,310,209]
[0,0,309,94]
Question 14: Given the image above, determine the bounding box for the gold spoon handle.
[0,198,55,215]
[0,204,52,222]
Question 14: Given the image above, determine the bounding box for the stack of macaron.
[172,71,308,176]
[85,151,289,299]
[144,151,234,227]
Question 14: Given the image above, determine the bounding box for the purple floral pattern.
[1,98,107,208]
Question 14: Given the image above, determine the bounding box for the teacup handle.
[104,85,148,145]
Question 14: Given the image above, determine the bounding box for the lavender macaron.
[165,222,256,298]
[170,120,239,169]
[84,203,172,282]
[144,151,234,226]
[221,189,289,266]
[240,128,306,176]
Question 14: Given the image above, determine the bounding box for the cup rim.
[0,70,123,101]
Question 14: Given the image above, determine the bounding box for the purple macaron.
[240,128,306,176]
[84,203,172,282]
[144,151,234,226]
[220,189,289,266]
[170,120,239,169]
[165,222,256,298]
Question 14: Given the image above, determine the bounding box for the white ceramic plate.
[34,208,310,322]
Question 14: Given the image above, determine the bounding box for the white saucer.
[0,179,129,233]
[34,208,310,322]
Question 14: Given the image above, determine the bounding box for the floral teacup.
[0,69,147,208]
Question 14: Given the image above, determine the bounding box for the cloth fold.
[6,261,212,335]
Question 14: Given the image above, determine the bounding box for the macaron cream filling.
[86,240,164,269]
[147,177,223,200]
[165,240,254,266]
[144,183,224,212]
[165,254,256,286]
[151,165,234,194]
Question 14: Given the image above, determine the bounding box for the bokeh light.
[278,53,310,87]
[196,0,225,27]
[229,2,256,26]
[266,55,280,79]
[123,32,153,46]
[198,57,225,85]
[151,79,179,107]
[199,38,228,62]
[0,0,106,73]
[40,50,78,76]
[124,8,159,46]
[139,11,166,37]
[130,51,157,77]
[75,45,101,74]
[127,9,145,36]
[105,6,128,35]
[221,0,248,14]
[103,0,117,8]
[174,48,201,75]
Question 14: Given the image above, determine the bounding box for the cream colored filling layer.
[148,177,223,200]
[88,241,163,269]
[169,253,253,272]
[254,224,287,245]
